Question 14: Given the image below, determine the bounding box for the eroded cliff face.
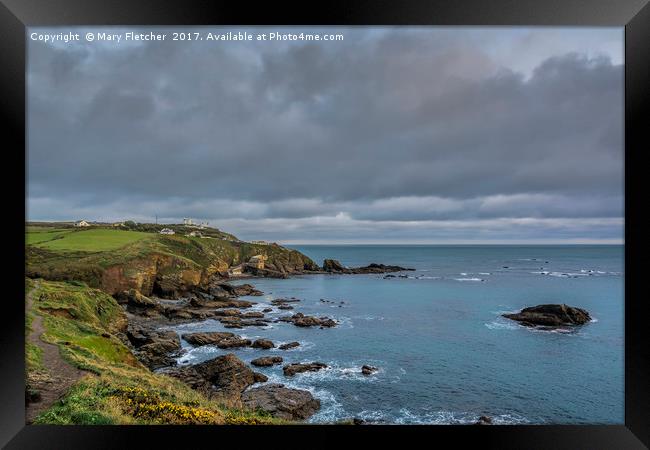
[27,231,320,297]
[101,253,229,297]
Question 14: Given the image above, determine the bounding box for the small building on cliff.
[248,254,268,269]
[159,228,175,235]
[228,264,245,276]
[74,220,90,227]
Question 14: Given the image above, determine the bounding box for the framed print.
[1,0,648,448]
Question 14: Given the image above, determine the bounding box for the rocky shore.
[112,253,410,423]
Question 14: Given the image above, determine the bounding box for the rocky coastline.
[112,256,410,422]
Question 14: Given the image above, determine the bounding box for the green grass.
[26,228,74,245]
[35,229,152,252]
[26,279,284,425]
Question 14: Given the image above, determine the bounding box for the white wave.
[334,316,354,329]
[391,409,531,425]
[352,315,385,321]
[454,277,484,282]
[485,321,519,331]
[460,272,468,276]
[478,272,491,275]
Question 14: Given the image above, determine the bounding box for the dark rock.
[210,282,263,297]
[251,356,283,367]
[361,365,378,375]
[135,330,181,370]
[279,341,300,350]
[242,311,265,318]
[192,353,258,401]
[502,304,591,327]
[253,372,268,383]
[278,305,294,310]
[283,362,328,377]
[263,308,273,313]
[475,415,493,425]
[162,366,213,396]
[212,309,242,317]
[280,313,337,328]
[181,331,235,346]
[323,259,415,274]
[323,259,349,272]
[115,289,157,308]
[188,296,255,310]
[216,337,252,349]
[244,266,288,279]
[241,383,320,420]
[252,339,275,349]
[271,298,301,304]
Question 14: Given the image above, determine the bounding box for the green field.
[31,229,152,252]
[26,228,74,245]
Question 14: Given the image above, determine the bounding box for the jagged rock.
[251,356,283,367]
[115,289,158,308]
[361,365,378,375]
[279,313,337,328]
[241,384,320,420]
[216,337,252,349]
[181,331,235,346]
[278,305,294,310]
[193,353,257,400]
[209,283,264,297]
[323,259,414,274]
[279,341,300,350]
[133,330,181,370]
[271,298,301,304]
[283,362,327,377]
[323,259,348,272]
[475,415,493,425]
[253,372,268,383]
[244,266,289,278]
[242,311,264,318]
[502,304,591,327]
[263,308,273,313]
[212,309,242,317]
[252,339,275,349]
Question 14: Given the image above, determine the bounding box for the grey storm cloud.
[27,27,624,243]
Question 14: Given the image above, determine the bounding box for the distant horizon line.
[25,220,623,245]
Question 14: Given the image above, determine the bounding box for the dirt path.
[25,281,87,424]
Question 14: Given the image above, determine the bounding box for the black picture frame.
[1,0,648,448]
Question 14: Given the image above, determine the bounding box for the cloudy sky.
[27,27,623,244]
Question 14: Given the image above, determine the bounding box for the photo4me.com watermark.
[29,30,345,44]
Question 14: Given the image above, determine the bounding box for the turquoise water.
[169,245,624,424]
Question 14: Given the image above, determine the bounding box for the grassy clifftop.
[26,224,319,296]
[26,278,280,425]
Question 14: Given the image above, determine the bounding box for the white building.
[228,264,245,276]
[74,220,90,227]
[159,228,175,235]
[183,218,193,226]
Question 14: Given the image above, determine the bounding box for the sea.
[167,245,624,424]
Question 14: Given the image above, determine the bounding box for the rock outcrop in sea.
[323,259,415,274]
[502,304,591,327]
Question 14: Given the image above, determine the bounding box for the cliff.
[26,225,318,297]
